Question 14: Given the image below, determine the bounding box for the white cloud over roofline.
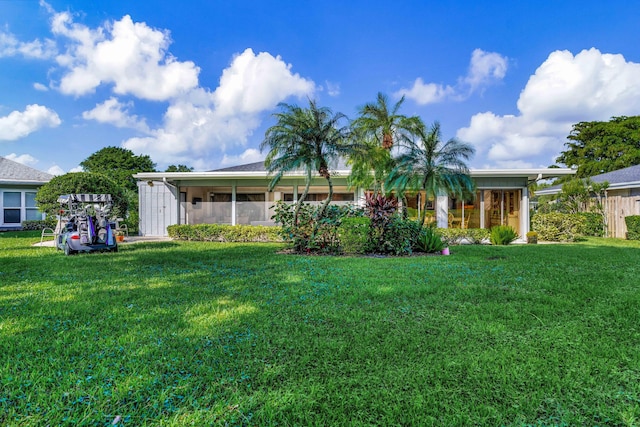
[121,48,315,165]
[458,48,640,168]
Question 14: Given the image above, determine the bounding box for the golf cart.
[55,194,119,255]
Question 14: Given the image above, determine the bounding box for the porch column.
[479,190,485,229]
[175,182,181,225]
[520,186,529,237]
[293,184,298,202]
[231,183,237,226]
[436,190,448,228]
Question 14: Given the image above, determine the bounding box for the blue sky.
[2,0,640,175]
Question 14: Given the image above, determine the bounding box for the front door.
[488,190,521,235]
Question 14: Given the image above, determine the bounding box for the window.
[3,192,21,224]
[25,192,41,221]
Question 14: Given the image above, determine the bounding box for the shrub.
[578,212,604,237]
[439,228,490,246]
[271,201,363,254]
[21,218,57,231]
[376,216,421,255]
[35,172,128,219]
[531,212,586,242]
[414,226,445,253]
[490,225,518,245]
[625,215,640,240]
[339,217,371,254]
[167,224,282,242]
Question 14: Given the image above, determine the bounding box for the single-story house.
[0,156,53,230]
[535,164,640,238]
[133,161,575,238]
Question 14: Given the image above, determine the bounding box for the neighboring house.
[536,164,640,238]
[134,161,575,238]
[0,156,53,230]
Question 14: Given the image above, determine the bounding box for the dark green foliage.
[165,164,194,172]
[35,172,128,219]
[338,217,371,254]
[531,212,587,242]
[490,225,518,245]
[271,201,362,254]
[376,216,422,255]
[80,146,156,192]
[167,224,282,242]
[415,226,445,253]
[578,212,605,237]
[625,215,640,240]
[556,116,640,178]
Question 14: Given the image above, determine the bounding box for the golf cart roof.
[57,194,113,204]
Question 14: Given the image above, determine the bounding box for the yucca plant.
[415,226,445,253]
[490,225,518,245]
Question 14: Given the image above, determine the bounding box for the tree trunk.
[294,177,311,227]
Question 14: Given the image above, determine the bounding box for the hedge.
[21,219,57,231]
[625,215,640,240]
[167,224,282,242]
[438,228,490,246]
[531,212,586,242]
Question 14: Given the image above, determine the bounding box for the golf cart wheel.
[112,245,118,253]
[64,242,75,256]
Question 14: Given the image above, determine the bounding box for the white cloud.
[123,48,315,166]
[47,165,66,176]
[396,78,455,105]
[51,12,199,100]
[463,48,508,92]
[33,82,49,91]
[0,30,57,59]
[220,148,264,166]
[212,48,315,116]
[0,104,61,141]
[458,48,640,167]
[325,81,341,97]
[82,97,149,132]
[4,153,38,166]
[396,49,508,105]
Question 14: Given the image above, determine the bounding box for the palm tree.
[349,92,423,198]
[386,121,476,227]
[352,92,423,151]
[260,99,351,227]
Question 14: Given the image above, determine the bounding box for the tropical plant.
[490,225,518,245]
[386,121,476,227]
[415,226,445,253]
[260,100,352,233]
[348,93,423,194]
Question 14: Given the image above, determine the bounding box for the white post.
[520,187,529,238]
[231,183,237,226]
[436,190,448,228]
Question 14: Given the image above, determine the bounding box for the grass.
[1,231,640,426]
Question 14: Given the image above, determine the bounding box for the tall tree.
[80,147,156,192]
[35,172,128,219]
[386,122,476,226]
[165,164,194,172]
[556,116,640,178]
[349,92,422,193]
[260,100,351,225]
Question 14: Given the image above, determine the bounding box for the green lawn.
[1,232,640,426]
